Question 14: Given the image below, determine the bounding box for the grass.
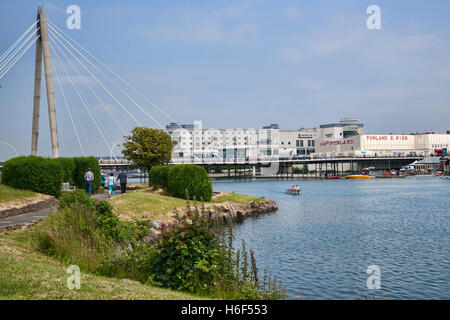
[0,184,38,203]
[0,229,197,300]
[109,189,265,222]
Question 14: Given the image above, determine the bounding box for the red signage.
[320,140,354,147]
[366,135,408,141]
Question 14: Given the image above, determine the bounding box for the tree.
[122,127,173,181]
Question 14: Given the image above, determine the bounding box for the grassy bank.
[0,184,37,204]
[109,189,266,222]
[0,230,197,300]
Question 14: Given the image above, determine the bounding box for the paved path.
[0,206,57,232]
[0,190,120,232]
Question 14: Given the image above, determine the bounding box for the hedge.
[167,164,212,201]
[148,165,171,190]
[1,156,63,198]
[53,157,76,185]
[1,156,101,198]
[73,157,101,193]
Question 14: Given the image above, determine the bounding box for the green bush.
[73,157,101,192]
[53,157,76,184]
[1,156,63,198]
[148,208,220,293]
[35,204,114,271]
[59,189,93,209]
[167,164,212,201]
[149,165,171,190]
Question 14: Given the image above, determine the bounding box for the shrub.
[73,157,101,192]
[59,189,93,209]
[167,164,212,201]
[53,157,76,184]
[148,165,171,190]
[34,204,115,271]
[148,207,220,293]
[1,156,63,198]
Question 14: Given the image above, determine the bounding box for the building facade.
[166,118,449,163]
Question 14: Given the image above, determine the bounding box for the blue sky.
[1,0,450,157]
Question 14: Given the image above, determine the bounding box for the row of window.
[280,140,315,147]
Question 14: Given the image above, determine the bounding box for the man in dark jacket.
[118,170,128,194]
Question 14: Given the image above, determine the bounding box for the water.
[212,177,450,300]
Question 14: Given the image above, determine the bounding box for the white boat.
[287,188,301,195]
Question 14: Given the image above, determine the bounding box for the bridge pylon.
[31,4,59,158]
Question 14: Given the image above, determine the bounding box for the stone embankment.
[202,199,278,223]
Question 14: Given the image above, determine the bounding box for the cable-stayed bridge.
[0,5,423,174]
[0,4,184,161]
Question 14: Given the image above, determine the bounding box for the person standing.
[118,170,128,194]
[84,168,94,196]
[107,173,116,197]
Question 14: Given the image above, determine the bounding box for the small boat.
[287,188,301,195]
[346,175,371,179]
[326,176,340,180]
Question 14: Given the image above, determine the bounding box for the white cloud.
[278,46,303,60]
[298,80,324,91]
[283,6,302,21]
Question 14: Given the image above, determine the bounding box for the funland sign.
[366,135,409,141]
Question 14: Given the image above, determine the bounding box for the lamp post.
[0,141,19,158]
[109,141,122,163]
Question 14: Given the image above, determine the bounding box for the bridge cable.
[51,57,86,156]
[0,20,39,65]
[48,19,186,132]
[48,28,143,128]
[48,23,167,131]
[0,27,40,73]
[49,32,127,138]
[0,33,40,80]
[51,42,117,160]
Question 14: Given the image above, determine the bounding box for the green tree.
[122,127,173,181]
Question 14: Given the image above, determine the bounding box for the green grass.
[109,190,265,222]
[0,184,38,203]
[0,230,197,300]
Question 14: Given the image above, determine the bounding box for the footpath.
[0,189,117,232]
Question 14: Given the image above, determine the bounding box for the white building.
[315,133,450,158]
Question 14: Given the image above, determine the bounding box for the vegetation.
[1,156,63,198]
[0,231,197,300]
[148,165,171,190]
[167,164,212,201]
[109,190,265,222]
[72,157,101,193]
[1,156,101,198]
[293,164,309,174]
[122,127,173,179]
[10,189,284,300]
[0,184,37,203]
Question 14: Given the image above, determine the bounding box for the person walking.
[107,173,116,197]
[118,169,128,194]
[84,168,94,196]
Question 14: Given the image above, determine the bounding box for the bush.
[167,164,212,201]
[149,165,171,190]
[53,157,76,184]
[1,156,63,198]
[59,189,93,209]
[35,204,115,271]
[148,208,220,293]
[73,157,101,192]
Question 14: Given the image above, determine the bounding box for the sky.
[1,0,450,158]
